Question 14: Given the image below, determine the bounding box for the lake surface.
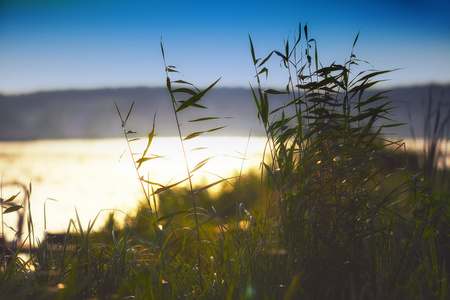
[0,136,267,241]
[1,136,448,242]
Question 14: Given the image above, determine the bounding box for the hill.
[0,84,448,140]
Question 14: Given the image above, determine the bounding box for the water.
[0,136,267,242]
[1,136,448,243]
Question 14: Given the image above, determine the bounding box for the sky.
[0,0,449,95]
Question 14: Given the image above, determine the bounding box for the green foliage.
[248,23,448,299]
[410,87,450,189]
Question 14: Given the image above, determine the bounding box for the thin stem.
[1,173,5,261]
[162,52,204,289]
[121,128,152,214]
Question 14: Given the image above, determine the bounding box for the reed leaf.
[175,78,220,112]
[2,205,22,214]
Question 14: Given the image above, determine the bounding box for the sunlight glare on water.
[0,136,267,241]
[2,136,444,242]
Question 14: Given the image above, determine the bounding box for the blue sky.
[0,0,449,95]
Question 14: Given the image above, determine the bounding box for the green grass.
[1,24,449,299]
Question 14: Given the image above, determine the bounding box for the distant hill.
[0,87,262,140]
[0,84,448,141]
[377,84,449,138]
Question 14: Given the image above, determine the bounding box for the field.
[1,26,449,299]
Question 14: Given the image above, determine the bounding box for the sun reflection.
[0,136,267,242]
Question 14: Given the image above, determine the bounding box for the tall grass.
[248,24,449,299]
[249,24,406,298]
[409,86,450,188]
[0,24,448,299]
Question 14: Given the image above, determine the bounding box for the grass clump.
[1,24,449,299]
